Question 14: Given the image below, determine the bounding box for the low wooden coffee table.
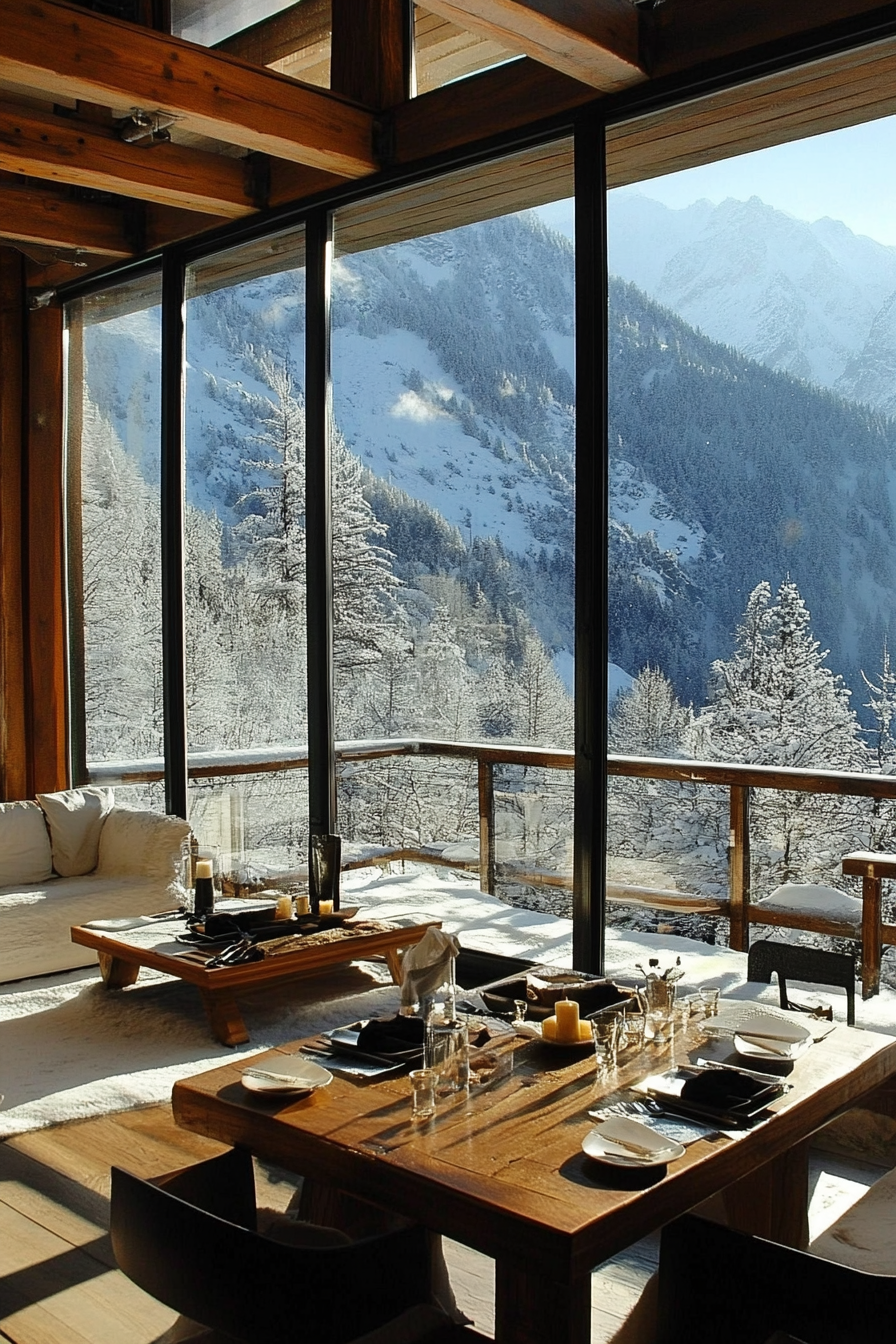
[71,915,438,1046]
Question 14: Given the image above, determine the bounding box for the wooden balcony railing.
[89,741,896,989]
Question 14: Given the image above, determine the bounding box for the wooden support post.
[478,758,496,895]
[26,300,68,794]
[0,248,28,801]
[842,853,896,1000]
[330,0,413,108]
[729,784,750,951]
[861,873,883,1000]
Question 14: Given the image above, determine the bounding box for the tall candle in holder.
[194,858,215,916]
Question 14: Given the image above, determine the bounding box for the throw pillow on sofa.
[37,786,114,877]
[0,800,54,886]
[96,807,190,883]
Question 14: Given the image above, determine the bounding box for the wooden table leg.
[721,1138,810,1248]
[98,952,140,989]
[384,946,404,984]
[494,1258,591,1344]
[199,989,250,1047]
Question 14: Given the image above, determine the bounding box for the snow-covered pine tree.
[699,578,866,889]
[860,641,896,851]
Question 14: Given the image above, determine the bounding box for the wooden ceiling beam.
[0,100,255,217]
[643,0,896,77]
[215,0,330,70]
[392,57,596,165]
[419,0,645,92]
[0,181,132,257]
[0,0,376,177]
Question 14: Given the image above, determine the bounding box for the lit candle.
[318,899,334,916]
[195,859,213,880]
[295,895,311,916]
[554,999,580,1044]
[275,895,293,920]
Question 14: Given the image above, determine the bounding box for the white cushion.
[37,787,113,877]
[96,807,190,882]
[0,801,53,885]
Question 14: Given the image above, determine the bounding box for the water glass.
[590,1012,621,1079]
[620,1010,646,1052]
[641,977,676,1044]
[409,1067,437,1119]
[426,1019,469,1094]
[699,986,721,1017]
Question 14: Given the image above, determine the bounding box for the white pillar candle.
[318,899,334,916]
[195,859,213,880]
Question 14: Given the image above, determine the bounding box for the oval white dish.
[582,1116,686,1168]
[241,1057,333,1096]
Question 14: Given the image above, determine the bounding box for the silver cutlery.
[242,1067,309,1085]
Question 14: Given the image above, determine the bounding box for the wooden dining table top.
[172,1010,896,1344]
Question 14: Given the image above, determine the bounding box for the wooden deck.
[0,1105,887,1343]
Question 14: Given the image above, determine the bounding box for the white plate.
[241,1057,333,1096]
[733,1013,812,1061]
[582,1116,686,1168]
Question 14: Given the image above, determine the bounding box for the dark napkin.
[680,1067,779,1117]
[356,1015,426,1056]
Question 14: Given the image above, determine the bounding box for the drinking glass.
[620,1010,646,1052]
[409,1067,437,1119]
[425,1019,469,1094]
[590,1013,621,1079]
[699,986,721,1017]
[641,978,676,1044]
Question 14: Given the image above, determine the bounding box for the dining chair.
[656,1214,896,1343]
[110,1147,463,1344]
[747,939,856,1025]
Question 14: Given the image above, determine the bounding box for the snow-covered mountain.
[83,208,896,719]
[608,191,896,402]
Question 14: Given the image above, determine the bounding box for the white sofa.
[0,789,190,983]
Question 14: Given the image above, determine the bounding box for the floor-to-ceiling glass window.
[331,144,576,917]
[184,228,308,881]
[66,274,165,809]
[605,109,896,940]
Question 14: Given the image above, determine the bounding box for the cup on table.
[699,986,721,1017]
[641,978,676,1045]
[513,999,528,1023]
[426,1019,469,1094]
[620,1009,646,1052]
[590,1011,622,1078]
[409,1067,437,1119]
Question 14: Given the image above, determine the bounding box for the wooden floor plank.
[8,1105,228,1195]
[0,1200,177,1344]
[0,1103,885,1344]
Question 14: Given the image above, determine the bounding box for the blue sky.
[534,114,896,248]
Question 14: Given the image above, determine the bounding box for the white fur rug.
[0,960,400,1137]
[2,865,891,1140]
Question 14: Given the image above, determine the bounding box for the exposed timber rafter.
[418,0,646,92]
[0,100,256,217]
[0,0,377,178]
[0,180,132,257]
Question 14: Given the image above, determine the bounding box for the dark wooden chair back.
[657,1214,896,1343]
[110,1147,434,1344]
[747,939,856,1024]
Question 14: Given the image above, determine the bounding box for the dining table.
[171,1005,896,1344]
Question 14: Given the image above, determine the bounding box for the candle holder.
[309,833,341,915]
[181,839,221,917]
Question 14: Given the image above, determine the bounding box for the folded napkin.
[679,1067,775,1115]
[399,927,461,1011]
[356,1015,426,1056]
